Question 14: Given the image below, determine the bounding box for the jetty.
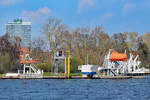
[0,75,149,79]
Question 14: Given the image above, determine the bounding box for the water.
[0,77,150,100]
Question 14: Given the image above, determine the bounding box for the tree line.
[0,17,150,73]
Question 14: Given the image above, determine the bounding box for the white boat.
[78,64,98,78]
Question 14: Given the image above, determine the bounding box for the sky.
[0,0,150,37]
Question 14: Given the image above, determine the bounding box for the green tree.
[71,55,84,73]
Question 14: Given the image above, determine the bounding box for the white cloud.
[21,7,51,24]
[123,1,150,14]
[78,0,96,13]
[100,13,114,22]
[0,0,20,6]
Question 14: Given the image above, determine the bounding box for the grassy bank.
[0,74,3,78]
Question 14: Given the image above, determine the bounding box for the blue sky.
[0,0,150,37]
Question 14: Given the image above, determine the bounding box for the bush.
[35,62,52,72]
[70,55,84,73]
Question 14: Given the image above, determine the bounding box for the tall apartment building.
[6,19,31,47]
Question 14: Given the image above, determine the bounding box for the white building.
[6,19,31,47]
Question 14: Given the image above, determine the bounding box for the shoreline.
[0,75,148,79]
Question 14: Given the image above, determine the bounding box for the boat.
[78,64,98,78]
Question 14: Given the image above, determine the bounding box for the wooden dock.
[0,75,148,79]
[43,76,147,79]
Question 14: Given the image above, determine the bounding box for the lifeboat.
[20,54,38,63]
[110,52,127,61]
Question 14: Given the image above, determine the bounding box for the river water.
[0,77,150,100]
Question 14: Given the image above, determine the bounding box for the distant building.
[6,19,31,47]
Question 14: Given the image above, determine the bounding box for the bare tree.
[0,34,21,73]
[125,32,139,51]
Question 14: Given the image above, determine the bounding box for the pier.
[0,75,148,79]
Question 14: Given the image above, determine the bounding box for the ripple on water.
[0,78,150,100]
